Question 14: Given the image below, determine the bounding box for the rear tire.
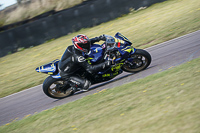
[43,76,74,99]
[122,49,151,72]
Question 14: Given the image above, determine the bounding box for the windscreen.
[105,35,116,50]
[115,32,131,44]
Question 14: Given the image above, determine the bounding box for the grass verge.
[0,0,200,98]
[1,57,200,133]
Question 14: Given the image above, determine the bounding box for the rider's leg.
[68,76,91,91]
[60,71,91,91]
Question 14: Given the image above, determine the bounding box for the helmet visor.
[78,41,91,53]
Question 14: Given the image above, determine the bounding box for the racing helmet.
[72,34,91,53]
[106,35,116,50]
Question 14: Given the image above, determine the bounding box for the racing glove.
[99,35,106,41]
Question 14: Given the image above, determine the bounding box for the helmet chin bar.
[72,34,91,53]
[82,48,89,54]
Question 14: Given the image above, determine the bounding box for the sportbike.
[36,32,151,99]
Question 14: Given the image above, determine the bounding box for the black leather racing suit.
[58,37,110,90]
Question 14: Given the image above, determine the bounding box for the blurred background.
[0,1,200,132]
[0,0,85,26]
[0,0,165,57]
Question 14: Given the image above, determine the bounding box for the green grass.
[1,57,200,133]
[0,0,200,98]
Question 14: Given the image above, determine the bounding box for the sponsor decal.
[102,72,119,78]
[111,63,123,71]
[78,56,86,62]
[70,79,81,85]
[102,73,111,77]
[121,46,132,53]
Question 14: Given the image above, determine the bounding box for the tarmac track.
[0,30,200,126]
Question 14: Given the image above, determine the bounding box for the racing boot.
[69,76,91,91]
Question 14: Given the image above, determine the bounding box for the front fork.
[122,47,137,66]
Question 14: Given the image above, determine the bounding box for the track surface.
[0,31,200,126]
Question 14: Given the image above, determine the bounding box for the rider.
[58,34,111,91]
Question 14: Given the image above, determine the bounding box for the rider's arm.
[90,37,100,44]
[73,55,110,74]
[90,35,106,44]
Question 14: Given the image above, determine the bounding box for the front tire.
[43,76,73,99]
[122,49,151,72]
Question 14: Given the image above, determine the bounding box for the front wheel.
[122,49,151,72]
[43,76,74,99]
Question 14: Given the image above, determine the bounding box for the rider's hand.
[99,35,106,41]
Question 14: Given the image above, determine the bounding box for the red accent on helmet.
[72,34,91,53]
[74,43,83,51]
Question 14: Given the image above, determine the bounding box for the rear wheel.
[122,49,151,72]
[43,76,74,99]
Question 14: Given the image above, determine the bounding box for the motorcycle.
[35,32,151,99]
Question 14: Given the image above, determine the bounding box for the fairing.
[35,59,59,75]
[86,44,104,64]
[114,32,132,45]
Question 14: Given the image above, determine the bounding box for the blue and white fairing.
[84,44,104,64]
[114,32,136,63]
[114,32,132,45]
[35,59,61,78]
